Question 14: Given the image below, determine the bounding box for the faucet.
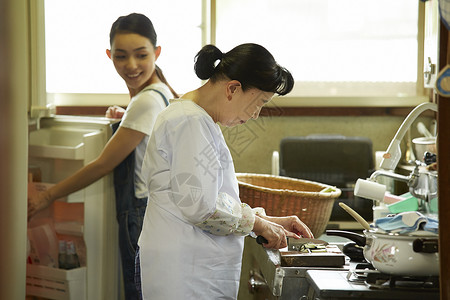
[355,102,438,205]
[367,162,423,198]
[30,104,56,130]
[369,169,416,187]
[380,102,437,171]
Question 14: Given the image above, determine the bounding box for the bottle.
[28,165,42,182]
[65,240,80,269]
[58,240,67,269]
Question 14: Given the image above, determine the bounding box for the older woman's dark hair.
[194,43,294,96]
[109,13,179,98]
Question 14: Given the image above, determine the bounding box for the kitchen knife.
[256,235,268,245]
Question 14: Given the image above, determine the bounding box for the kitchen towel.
[375,211,438,234]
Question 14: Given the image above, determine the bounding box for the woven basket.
[236,173,341,237]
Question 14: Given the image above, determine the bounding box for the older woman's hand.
[252,217,287,249]
[252,216,310,249]
[262,215,314,239]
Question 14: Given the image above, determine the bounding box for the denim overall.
[111,89,168,300]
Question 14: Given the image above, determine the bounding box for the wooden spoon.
[338,202,371,231]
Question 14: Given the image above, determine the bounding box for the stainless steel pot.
[410,169,438,214]
[327,229,439,276]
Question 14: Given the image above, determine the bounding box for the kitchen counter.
[238,236,440,300]
[306,269,439,300]
[238,236,350,300]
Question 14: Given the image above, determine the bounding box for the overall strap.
[143,88,169,107]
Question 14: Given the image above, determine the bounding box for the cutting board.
[281,238,346,267]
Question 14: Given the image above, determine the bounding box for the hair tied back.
[194,44,224,80]
[214,58,222,68]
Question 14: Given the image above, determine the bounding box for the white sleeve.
[195,193,256,236]
[121,90,166,135]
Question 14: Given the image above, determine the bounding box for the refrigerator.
[0,0,121,299]
[27,116,120,300]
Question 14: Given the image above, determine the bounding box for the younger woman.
[28,13,178,300]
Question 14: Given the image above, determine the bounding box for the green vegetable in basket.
[319,186,337,193]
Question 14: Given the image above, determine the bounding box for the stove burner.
[347,263,439,291]
[365,273,440,290]
[346,263,378,284]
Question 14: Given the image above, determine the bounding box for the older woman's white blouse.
[138,100,257,300]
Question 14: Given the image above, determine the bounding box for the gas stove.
[307,266,440,300]
[238,237,440,300]
[238,236,349,300]
[347,263,440,290]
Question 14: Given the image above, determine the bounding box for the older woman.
[138,43,313,299]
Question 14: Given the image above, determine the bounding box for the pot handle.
[326,230,366,246]
[413,238,439,253]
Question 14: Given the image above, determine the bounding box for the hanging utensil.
[405,128,416,162]
[417,122,433,138]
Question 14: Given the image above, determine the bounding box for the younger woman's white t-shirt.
[119,82,172,198]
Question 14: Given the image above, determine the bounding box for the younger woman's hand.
[105,105,126,119]
[27,185,52,220]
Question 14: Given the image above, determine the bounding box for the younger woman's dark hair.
[109,13,179,98]
[194,43,294,95]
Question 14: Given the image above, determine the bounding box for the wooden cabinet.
[437,23,449,300]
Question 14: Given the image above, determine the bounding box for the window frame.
[37,0,430,113]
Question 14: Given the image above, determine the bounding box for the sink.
[29,127,101,160]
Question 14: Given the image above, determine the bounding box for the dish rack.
[278,135,374,222]
[236,173,341,237]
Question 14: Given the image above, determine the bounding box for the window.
[43,0,425,106]
[44,0,202,95]
[216,0,420,98]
